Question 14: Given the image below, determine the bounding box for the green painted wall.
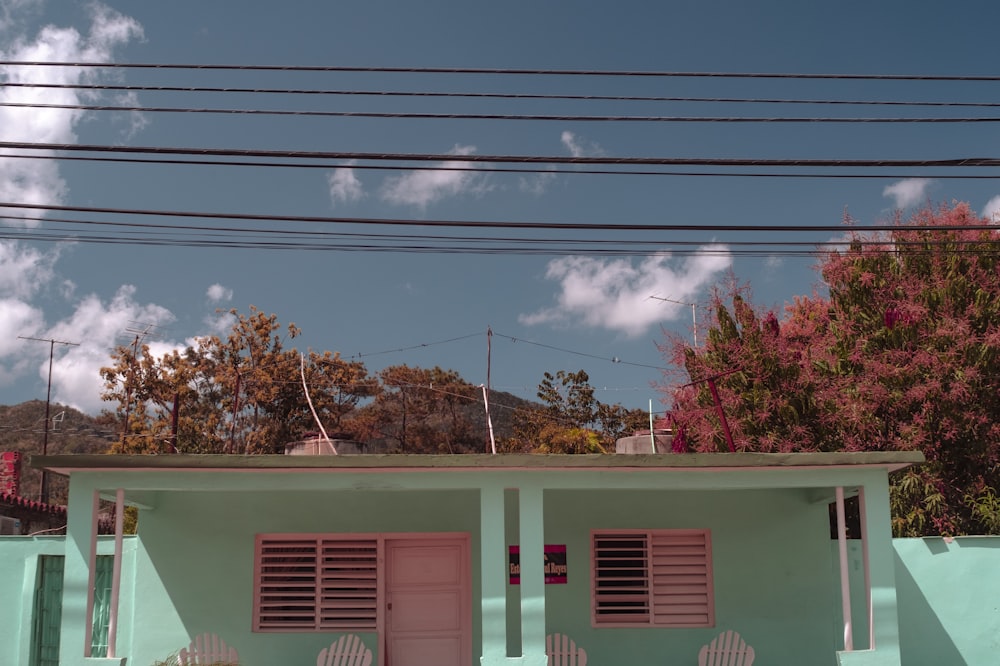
[130,488,482,666]
[5,509,999,665]
[883,538,999,666]
[0,535,135,666]
[524,488,840,665]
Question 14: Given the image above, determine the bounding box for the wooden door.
[385,537,470,666]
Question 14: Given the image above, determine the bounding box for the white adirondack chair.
[317,634,373,666]
[176,632,239,665]
[698,630,755,666]
[546,633,587,666]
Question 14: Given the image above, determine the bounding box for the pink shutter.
[318,538,379,630]
[254,537,319,630]
[650,530,714,627]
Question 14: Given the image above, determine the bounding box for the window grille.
[255,536,378,632]
[592,529,713,627]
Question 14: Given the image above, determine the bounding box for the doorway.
[384,536,470,666]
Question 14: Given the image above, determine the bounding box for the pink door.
[385,537,470,666]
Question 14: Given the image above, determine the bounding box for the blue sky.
[2,1,1000,416]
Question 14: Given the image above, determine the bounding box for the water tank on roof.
[615,429,673,454]
[283,437,371,455]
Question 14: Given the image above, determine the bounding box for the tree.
[504,370,648,453]
[345,365,482,453]
[101,306,374,454]
[660,202,1000,535]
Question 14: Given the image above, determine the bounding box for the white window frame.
[591,528,714,628]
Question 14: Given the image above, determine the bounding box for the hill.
[0,401,116,504]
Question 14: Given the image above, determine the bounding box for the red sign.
[508,544,567,584]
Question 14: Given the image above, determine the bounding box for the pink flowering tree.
[660,203,1000,535]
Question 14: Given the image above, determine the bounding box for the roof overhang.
[33,451,925,476]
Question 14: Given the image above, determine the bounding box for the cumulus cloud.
[32,285,175,413]
[327,161,365,207]
[982,195,1000,223]
[206,283,233,303]
[380,144,488,208]
[519,247,732,338]
[561,131,603,158]
[0,4,155,412]
[0,2,142,224]
[0,242,55,380]
[518,170,557,195]
[883,178,932,209]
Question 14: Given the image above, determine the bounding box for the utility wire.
[5,101,1000,123]
[4,152,999,179]
[4,61,1000,81]
[6,141,1000,169]
[2,202,997,234]
[6,81,1000,108]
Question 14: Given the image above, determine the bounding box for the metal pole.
[17,335,79,504]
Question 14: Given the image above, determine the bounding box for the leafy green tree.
[345,365,482,453]
[661,202,1000,535]
[504,370,648,453]
[101,306,373,454]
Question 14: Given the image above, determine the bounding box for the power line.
[2,202,996,234]
[6,81,1000,108]
[7,101,1000,123]
[4,61,1000,81]
[6,152,1000,180]
[7,140,1000,169]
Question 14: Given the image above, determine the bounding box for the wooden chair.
[317,634,373,666]
[546,633,587,666]
[698,630,754,666]
[176,632,239,665]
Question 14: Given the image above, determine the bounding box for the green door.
[31,555,114,665]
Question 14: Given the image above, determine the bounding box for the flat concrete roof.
[33,451,924,475]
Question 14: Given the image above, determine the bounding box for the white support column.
[84,489,100,657]
[480,484,508,666]
[107,488,125,658]
[858,487,874,650]
[836,486,854,652]
[518,486,546,666]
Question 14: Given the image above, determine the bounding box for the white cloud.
[0,2,142,224]
[327,162,365,207]
[0,241,58,299]
[519,247,732,338]
[518,170,557,195]
[204,309,236,336]
[381,144,488,208]
[982,196,1000,223]
[206,283,233,303]
[763,254,784,274]
[883,178,932,209]
[561,131,603,158]
[41,285,175,414]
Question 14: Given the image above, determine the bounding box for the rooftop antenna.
[649,295,698,347]
[119,322,162,450]
[17,335,80,504]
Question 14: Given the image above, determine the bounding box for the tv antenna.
[649,295,698,347]
[17,335,80,504]
[119,321,163,450]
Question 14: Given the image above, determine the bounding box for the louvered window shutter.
[254,536,379,631]
[592,529,713,627]
[318,538,378,630]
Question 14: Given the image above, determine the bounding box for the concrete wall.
[832,537,1000,666]
[528,488,840,665]
[0,535,135,666]
[131,488,482,666]
[4,511,998,666]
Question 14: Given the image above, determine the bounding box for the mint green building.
[9,452,924,666]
